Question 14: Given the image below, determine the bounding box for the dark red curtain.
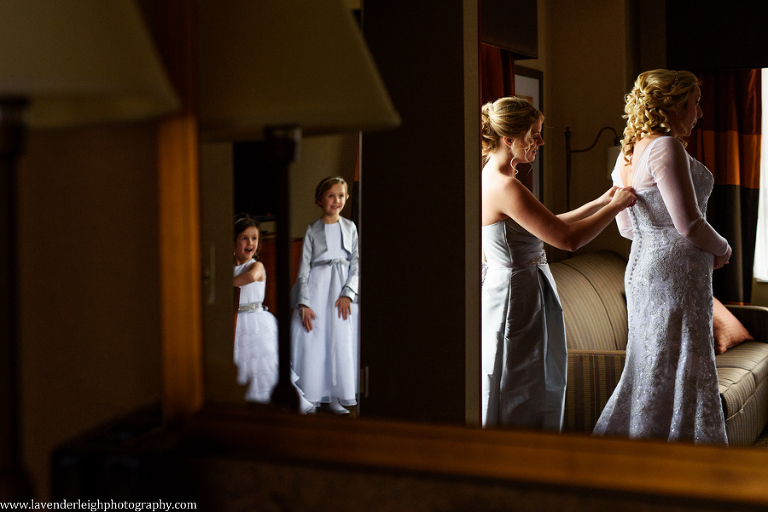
[686,69,762,304]
[480,44,538,191]
[480,43,515,104]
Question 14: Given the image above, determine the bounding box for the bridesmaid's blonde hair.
[481,97,544,164]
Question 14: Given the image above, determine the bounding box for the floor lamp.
[0,1,179,499]
[197,0,400,412]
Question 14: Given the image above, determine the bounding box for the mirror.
[195,0,394,415]
[151,0,768,508]
[196,0,768,449]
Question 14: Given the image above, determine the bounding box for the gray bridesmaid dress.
[481,217,567,430]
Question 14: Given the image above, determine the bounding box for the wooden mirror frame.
[151,1,768,508]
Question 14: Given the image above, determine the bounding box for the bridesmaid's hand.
[300,305,316,332]
[598,186,619,206]
[609,187,637,209]
[336,296,352,320]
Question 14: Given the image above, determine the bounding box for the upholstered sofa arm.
[725,305,768,342]
[563,349,626,433]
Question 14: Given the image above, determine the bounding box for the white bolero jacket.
[291,217,359,308]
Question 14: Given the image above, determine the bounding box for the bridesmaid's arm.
[492,178,635,252]
[556,187,625,224]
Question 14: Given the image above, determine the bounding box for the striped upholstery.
[564,349,626,433]
[550,265,616,351]
[560,251,629,349]
[716,341,768,444]
[549,251,628,351]
[725,377,768,444]
[550,251,629,434]
[551,250,768,445]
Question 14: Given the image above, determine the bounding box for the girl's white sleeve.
[649,137,730,256]
[341,224,359,302]
[291,226,314,308]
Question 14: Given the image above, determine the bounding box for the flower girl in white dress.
[291,177,359,414]
[233,215,313,413]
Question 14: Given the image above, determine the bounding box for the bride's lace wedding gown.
[593,136,731,444]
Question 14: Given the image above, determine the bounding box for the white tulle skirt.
[234,308,281,403]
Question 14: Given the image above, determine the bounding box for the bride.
[593,69,732,444]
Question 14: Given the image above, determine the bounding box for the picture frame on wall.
[514,66,543,200]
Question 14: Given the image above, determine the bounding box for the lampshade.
[198,0,400,141]
[0,0,179,127]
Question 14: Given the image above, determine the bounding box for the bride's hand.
[714,245,732,270]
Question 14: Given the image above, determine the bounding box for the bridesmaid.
[481,96,636,429]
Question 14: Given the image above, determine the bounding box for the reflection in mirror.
[196,0,397,414]
[191,10,768,512]
[201,135,361,414]
[232,214,309,408]
[288,176,360,416]
[198,0,768,443]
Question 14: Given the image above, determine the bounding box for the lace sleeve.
[611,165,633,240]
[649,137,730,256]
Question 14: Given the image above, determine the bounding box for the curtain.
[480,44,539,191]
[755,69,768,282]
[686,69,762,304]
[480,43,515,105]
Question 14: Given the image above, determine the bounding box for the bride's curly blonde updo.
[481,96,543,164]
[621,69,699,164]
